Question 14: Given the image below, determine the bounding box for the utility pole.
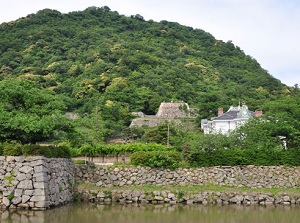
[167,120,170,148]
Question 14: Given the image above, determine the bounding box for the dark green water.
[1,203,300,223]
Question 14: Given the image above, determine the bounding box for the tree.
[73,105,105,145]
[262,96,300,148]
[0,79,74,144]
[230,117,283,150]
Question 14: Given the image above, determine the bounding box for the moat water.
[1,203,300,223]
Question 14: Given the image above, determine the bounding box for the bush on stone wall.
[0,143,71,158]
[1,143,23,156]
[188,147,300,167]
[130,151,183,169]
[281,148,300,166]
[74,143,173,158]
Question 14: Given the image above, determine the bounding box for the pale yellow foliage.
[105,100,114,107]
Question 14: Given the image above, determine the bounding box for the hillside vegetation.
[0,6,298,156]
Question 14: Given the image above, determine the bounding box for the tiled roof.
[213,110,240,120]
[213,107,255,121]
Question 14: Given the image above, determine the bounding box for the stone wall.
[130,102,195,128]
[76,165,300,189]
[156,102,190,118]
[79,188,300,205]
[0,156,75,210]
[130,119,182,127]
[76,165,300,205]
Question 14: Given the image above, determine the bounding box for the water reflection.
[1,203,299,223]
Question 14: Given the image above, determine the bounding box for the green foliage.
[0,79,74,144]
[0,7,289,143]
[2,143,23,156]
[130,151,183,169]
[73,107,105,145]
[281,148,300,166]
[1,143,71,158]
[4,171,15,186]
[187,145,300,167]
[73,160,86,165]
[261,95,300,149]
[0,7,297,162]
[7,193,14,201]
[75,143,173,158]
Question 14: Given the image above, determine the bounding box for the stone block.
[16,173,27,181]
[3,197,10,207]
[283,195,290,202]
[11,196,22,205]
[118,181,125,186]
[109,174,118,181]
[26,173,33,180]
[34,201,49,208]
[97,191,105,198]
[24,190,34,196]
[31,156,46,161]
[187,200,194,204]
[3,187,15,196]
[14,189,23,197]
[19,166,33,174]
[15,157,25,163]
[17,180,33,190]
[6,167,13,172]
[30,195,46,202]
[22,195,31,204]
[33,172,48,178]
[154,196,164,201]
[30,160,45,167]
[18,203,30,208]
[167,193,175,199]
[6,156,16,162]
[95,181,103,187]
[33,182,46,189]
[33,188,46,196]
[34,175,46,182]
[34,165,48,173]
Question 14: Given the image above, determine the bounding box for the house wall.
[204,119,249,134]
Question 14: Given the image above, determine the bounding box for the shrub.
[69,147,81,157]
[281,148,300,166]
[187,147,289,167]
[1,143,71,158]
[73,159,86,164]
[130,151,183,169]
[2,143,23,156]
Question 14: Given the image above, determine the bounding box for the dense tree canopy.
[0,79,73,144]
[0,6,295,143]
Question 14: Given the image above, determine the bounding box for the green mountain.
[0,6,292,140]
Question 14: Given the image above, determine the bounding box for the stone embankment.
[75,165,300,188]
[78,189,300,205]
[75,164,300,206]
[0,156,75,210]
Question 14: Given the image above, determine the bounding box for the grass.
[73,160,86,164]
[3,170,15,186]
[76,182,300,196]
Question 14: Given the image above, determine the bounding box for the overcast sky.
[0,0,299,86]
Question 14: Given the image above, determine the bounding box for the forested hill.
[0,7,290,122]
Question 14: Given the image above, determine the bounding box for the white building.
[201,102,262,134]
